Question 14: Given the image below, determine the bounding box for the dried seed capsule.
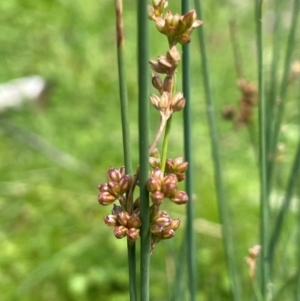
[117,211,130,226]
[127,228,140,242]
[150,224,164,235]
[152,73,163,92]
[149,156,161,169]
[153,216,172,228]
[98,183,109,192]
[151,167,164,181]
[161,182,177,198]
[107,167,122,182]
[174,159,188,173]
[175,173,186,182]
[159,91,170,111]
[161,228,175,239]
[103,215,118,227]
[166,218,180,231]
[98,192,116,205]
[119,174,132,194]
[150,191,165,205]
[170,190,188,204]
[162,173,178,185]
[166,46,181,65]
[147,177,162,193]
[182,10,196,29]
[171,92,186,112]
[149,60,166,74]
[127,213,142,229]
[114,225,128,239]
[150,94,161,110]
[107,181,121,198]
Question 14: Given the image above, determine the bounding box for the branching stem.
[149,114,169,155]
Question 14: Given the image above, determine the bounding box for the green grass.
[0,0,299,300]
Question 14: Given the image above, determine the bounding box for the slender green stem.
[170,238,187,301]
[137,0,150,300]
[228,19,244,79]
[297,201,300,301]
[115,1,136,300]
[181,1,197,299]
[268,137,300,266]
[265,0,282,170]
[160,115,172,174]
[194,1,241,300]
[252,279,264,301]
[255,0,269,297]
[268,0,300,182]
[297,84,300,301]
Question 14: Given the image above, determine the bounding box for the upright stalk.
[268,0,300,182]
[194,1,241,300]
[137,0,150,300]
[265,0,282,169]
[181,1,197,300]
[268,138,300,266]
[255,0,269,297]
[115,1,136,300]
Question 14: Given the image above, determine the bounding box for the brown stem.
[149,114,168,155]
[126,167,140,213]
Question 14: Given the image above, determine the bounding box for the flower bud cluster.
[104,205,141,243]
[222,79,257,130]
[147,167,188,205]
[150,91,186,117]
[148,0,203,46]
[149,47,186,118]
[149,46,181,76]
[98,167,132,205]
[165,156,188,182]
[149,205,180,252]
[149,148,161,169]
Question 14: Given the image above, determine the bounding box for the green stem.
[181,0,197,297]
[255,0,269,297]
[268,0,300,184]
[194,1,241,300]
[115,1,136,300]
[252,279,264,301]
[265,0,282,169]
[137,0,150,300]
[160,115,172,174]
[268,136,300,266]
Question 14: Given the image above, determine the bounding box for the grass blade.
[137,0,150,300]
[114,1,136,300]
[268,127,300,266]
[268,0,300,181]
[254,0,270,297]
[194,1,241,300]
[181,1,197,300]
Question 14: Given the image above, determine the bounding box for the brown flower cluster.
[147,151,188,251]
[149,47,185,120]
[98,167,132,206]
[245,244,261,280]
[222,79,257,129]
[104,204,141,243]
[147,155,188,205]
[148,0,203,46]
[150,206,180,252]
[97,0,200,253]
[98,150,189,251]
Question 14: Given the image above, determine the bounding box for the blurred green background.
[0,0,299,300]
